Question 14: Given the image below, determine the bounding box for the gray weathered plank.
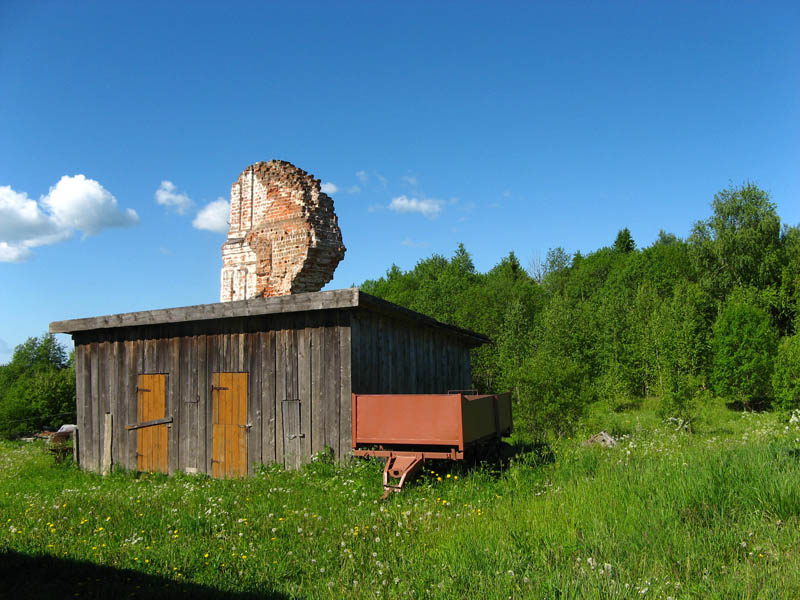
[246,332,261,475]
[274,323,286,466]
[168,336,180,474]
[111,341,124,470]
[238,332,246,373]
[124,340,137,470]
[297,316,312,463]
[338,311,352,455]
[206,334,222,475]
[324,323,340,456]
[349,314,361,394]
[178,336,191,472]
[132,339,145,470]
[75,344,89,469]
[197,333,208,474]
[407,324,417,394]
[261,329,276,464]
[89,342,100,472]
[310,317,325,455]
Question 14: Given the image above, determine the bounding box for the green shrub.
[773,334,800,411]
[513,350,592,440]
[0,334,75,438]
[711,297,777,407]
[657,373,703,426]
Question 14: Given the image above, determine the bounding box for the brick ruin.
[220,160,346,301]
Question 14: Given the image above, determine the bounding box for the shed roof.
[49,288,489,347]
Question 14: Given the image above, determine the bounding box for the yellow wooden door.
[137,374,168,473]
[212,373,248,478]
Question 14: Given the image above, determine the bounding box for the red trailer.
[351,392,512,496]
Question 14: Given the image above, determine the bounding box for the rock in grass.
[583,431,616,447]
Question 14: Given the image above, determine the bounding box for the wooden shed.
[49,289,488,476]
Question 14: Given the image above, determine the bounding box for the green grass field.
[2,399,800,599]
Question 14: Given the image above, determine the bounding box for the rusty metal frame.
[351,392,512,496]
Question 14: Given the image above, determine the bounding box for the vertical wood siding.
[349,312,472,395]
[72,307,473,474]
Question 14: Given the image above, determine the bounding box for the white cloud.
[44,175,138,235]
[193,198,230,234]
[347,185,361,194]
[389,195,443,219]
[0,176,139,262]
[402,175,418,186]
[320,182,338,195]
[0,185,61,243]
[0,241,32,262]
[155,180,193,215]
[355,170,368,184]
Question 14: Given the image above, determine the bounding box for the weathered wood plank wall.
[71,306,474,475]
[349,311,471,396]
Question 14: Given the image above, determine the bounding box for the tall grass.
[2,402,800,598]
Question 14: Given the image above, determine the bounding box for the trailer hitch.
[381,453,424,499]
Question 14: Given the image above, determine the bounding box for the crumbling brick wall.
[220,160,346,301]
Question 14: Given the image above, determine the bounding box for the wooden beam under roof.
[49,288,489,347]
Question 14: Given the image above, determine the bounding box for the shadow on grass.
[0,550,288,599]
[456,440,555,473]
[724,396,773,412]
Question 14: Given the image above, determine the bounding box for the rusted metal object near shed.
[352,392,512,496]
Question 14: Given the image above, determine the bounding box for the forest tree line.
[1,183,799,440]
[362,183,800,437]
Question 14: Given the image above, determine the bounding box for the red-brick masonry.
[220,160,346,300]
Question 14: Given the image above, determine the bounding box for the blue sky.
[1,1,799,363]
